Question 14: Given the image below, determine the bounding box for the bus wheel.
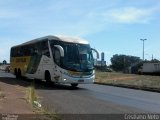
[71,83,78,87]
[45,71,51,84]
[16,69,21,79]
[14,68,17,76]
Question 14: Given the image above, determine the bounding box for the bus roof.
[12,35,89,48]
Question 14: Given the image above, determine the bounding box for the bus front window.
[51,41,94,72]
[77,44,94,71]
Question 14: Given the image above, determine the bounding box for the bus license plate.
[78,79,84,82]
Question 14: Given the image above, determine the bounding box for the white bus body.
[10,35,99,87]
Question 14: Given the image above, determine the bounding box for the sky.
[0,0,160,64]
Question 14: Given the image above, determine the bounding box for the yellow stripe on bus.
[10,56,31,75]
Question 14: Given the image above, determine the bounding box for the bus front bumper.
[60,74,95,84]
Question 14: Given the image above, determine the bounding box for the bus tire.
[71,83,78,87]
[14,68,17,76]
[45,71,51,84]
[17,69,21,79]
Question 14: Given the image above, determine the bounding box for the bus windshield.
[51,41,94,72]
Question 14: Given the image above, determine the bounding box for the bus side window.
[28,44,38,56]
[41,41,50,57]
[17,47,23,56]
[11,48,15,57]
[23,46,30,56]
[14,48,18,57]
[36,42,42,56]
[54,48,61,66]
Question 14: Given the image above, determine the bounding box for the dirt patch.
[0,77,34,114]
[0,91,5,99]
[0,71,59,120]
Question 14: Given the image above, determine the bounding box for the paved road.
[1,71,160,119]
[37,83,160,114]
[0,70,15,78]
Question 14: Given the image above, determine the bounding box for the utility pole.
[140,39,147,61]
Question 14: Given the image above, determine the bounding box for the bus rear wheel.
[16,69,21,79]
[45,71,51,84]
[71,83,78,87]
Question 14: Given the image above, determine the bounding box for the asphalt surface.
[37,83,160,114]
[0,70,15,78]
[1,70,160,119]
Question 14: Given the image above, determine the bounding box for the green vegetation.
[110,54,141,71]
[95,71,160,89]
[26,81,37,106]
[36,107,61,120]
[25,81,61,120]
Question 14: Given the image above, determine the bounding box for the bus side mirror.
[91,48,99,59]
[54,45,64,57]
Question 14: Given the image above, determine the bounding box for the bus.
[10,35,99,87]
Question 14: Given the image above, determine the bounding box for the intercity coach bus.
[10,35,99,87]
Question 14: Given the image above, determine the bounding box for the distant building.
[95,60,106,66]
[101,52,104,61]
[94,52,106,67]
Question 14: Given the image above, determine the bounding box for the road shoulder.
[0,77,34,114]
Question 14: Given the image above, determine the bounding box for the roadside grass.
[25,81,37,106]
[95,71,160,89]
[36,106,61,120]
[0,91,5,99]
[25,80,61,120]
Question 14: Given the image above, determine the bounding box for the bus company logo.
[16,58,27,63]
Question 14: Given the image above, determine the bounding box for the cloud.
[0,0,158,38]
[0,1,159,38]
[104,7,157,24]
[73,6,159,36]
[0,10,18,19]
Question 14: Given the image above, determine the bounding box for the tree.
[110,54,141,71]
[150,59,159,62]
[3,60,7,64]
